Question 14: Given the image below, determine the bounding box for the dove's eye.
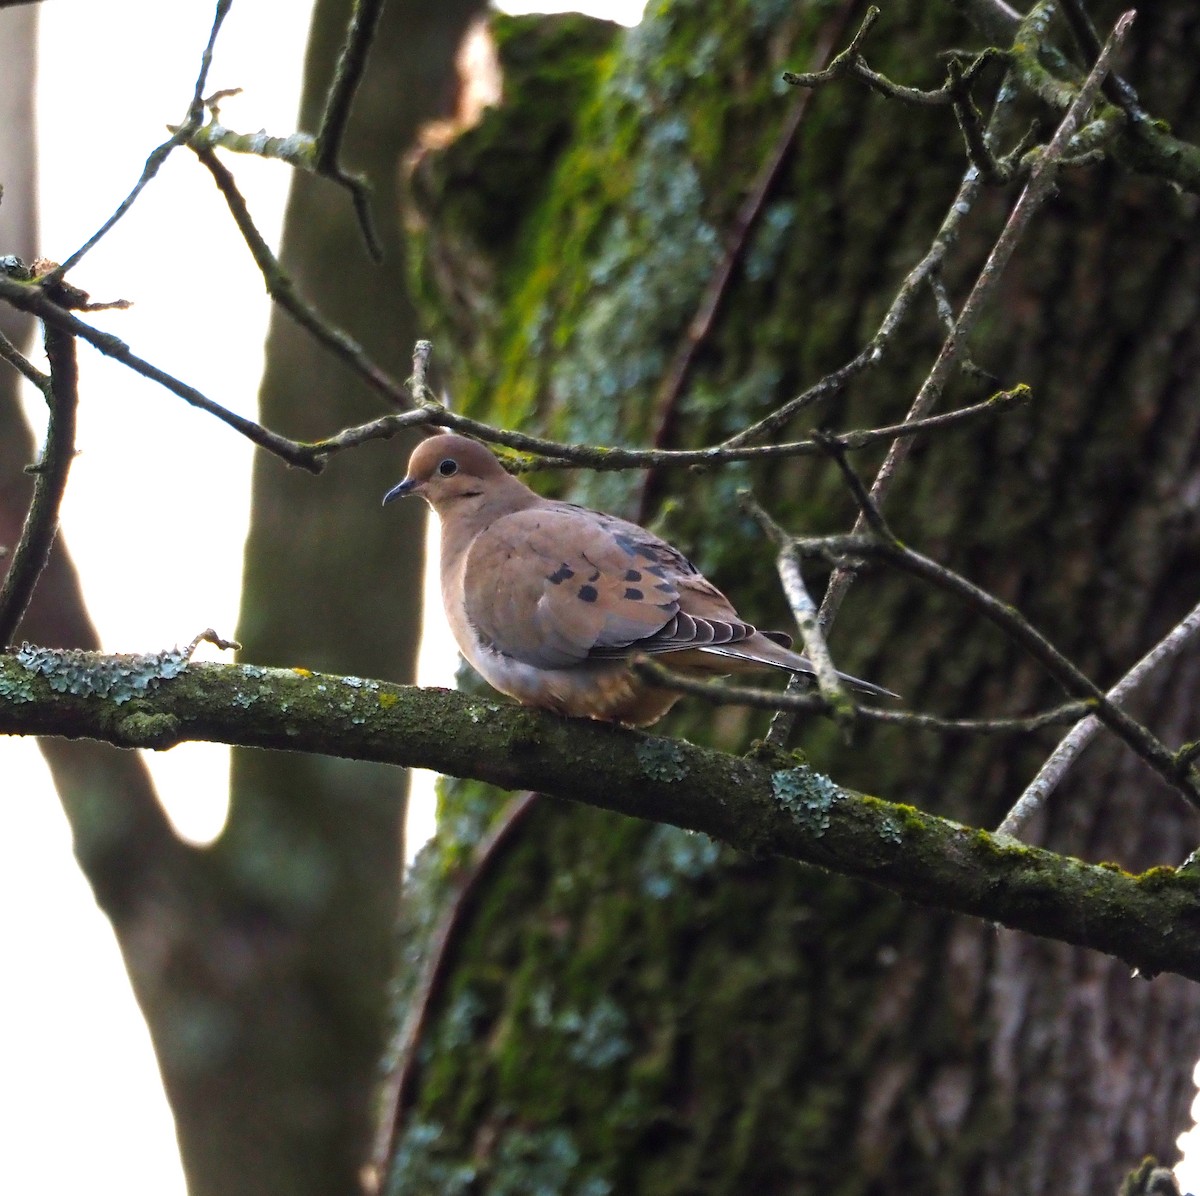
[438,459,459,477]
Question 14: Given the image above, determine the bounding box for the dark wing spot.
[547,564,575,585]
[578,585,599,603]
[654,582,674,593]
[645,564,672,579]
[623,569,642,582]
[623,588,644,601]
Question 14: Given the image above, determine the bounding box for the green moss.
[1134,865,1190,892]
[382,0,1178,1186]
[114,710,181,749]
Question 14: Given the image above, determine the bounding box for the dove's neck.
[435,479,545,574]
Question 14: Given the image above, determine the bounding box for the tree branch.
[764,15,1130,749]
[999,598,1200,837]
[0,273,318,470]
[0,304,78,645]
[2,652,1199,981]
[313,0,387,259]
[42,0,233,285]
[793,531,1200,812]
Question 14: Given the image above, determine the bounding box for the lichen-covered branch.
[2,651,1199,982]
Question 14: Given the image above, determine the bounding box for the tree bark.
[382,3,1200,1192]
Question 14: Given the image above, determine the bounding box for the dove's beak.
[382,477,421,506]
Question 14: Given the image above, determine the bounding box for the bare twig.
[738,491,854,726]
[631,657,1092,733]
[812,433,891,541]
[793,530,1200,812]
[632,657,824,715]
[193,145,402,401]
[312,0,386,259]
[309,384,1031,470]
[406,339,435,404]
[0,302,79,646]
[0,325,50,393]
[783,7,953,107]
[998,598,1200,838]
[862,701,1093,733]
[717,346,875,451]
[1054,0,1147,123]
[42,0,233,285]
[0,274,319,471]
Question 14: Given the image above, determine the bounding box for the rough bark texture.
[384,3,1200,1193]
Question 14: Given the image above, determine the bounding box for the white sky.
[3,1,1196,1193]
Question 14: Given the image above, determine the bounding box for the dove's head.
[383,433,518,514]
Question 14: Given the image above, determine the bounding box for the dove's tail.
[697,632,900,700]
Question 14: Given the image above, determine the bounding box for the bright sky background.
[2,1,1197,1193]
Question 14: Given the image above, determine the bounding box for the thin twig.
[945,57,1010,182]
[783,6,952,107]
[1055,0,1147,123]
[862,701,1092,733]
[406,339,435,404]
[42,0,233,285]
[0,274,319,471]
[193,145,401,401]
[309,384,1031,470]
[632,657,824,715]
[0,325,50,393]
[0,301,79,646]
[793,530,1200,812]
[312,0,386,259]
[717,347,874,451]
[631,657,1092,732]
[812,433,891,540]
[738,491,854,726]
[998,598,1200,838]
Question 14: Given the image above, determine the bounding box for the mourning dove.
[384,433,894,726]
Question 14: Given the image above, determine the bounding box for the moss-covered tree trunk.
[384,2,1200,1192]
